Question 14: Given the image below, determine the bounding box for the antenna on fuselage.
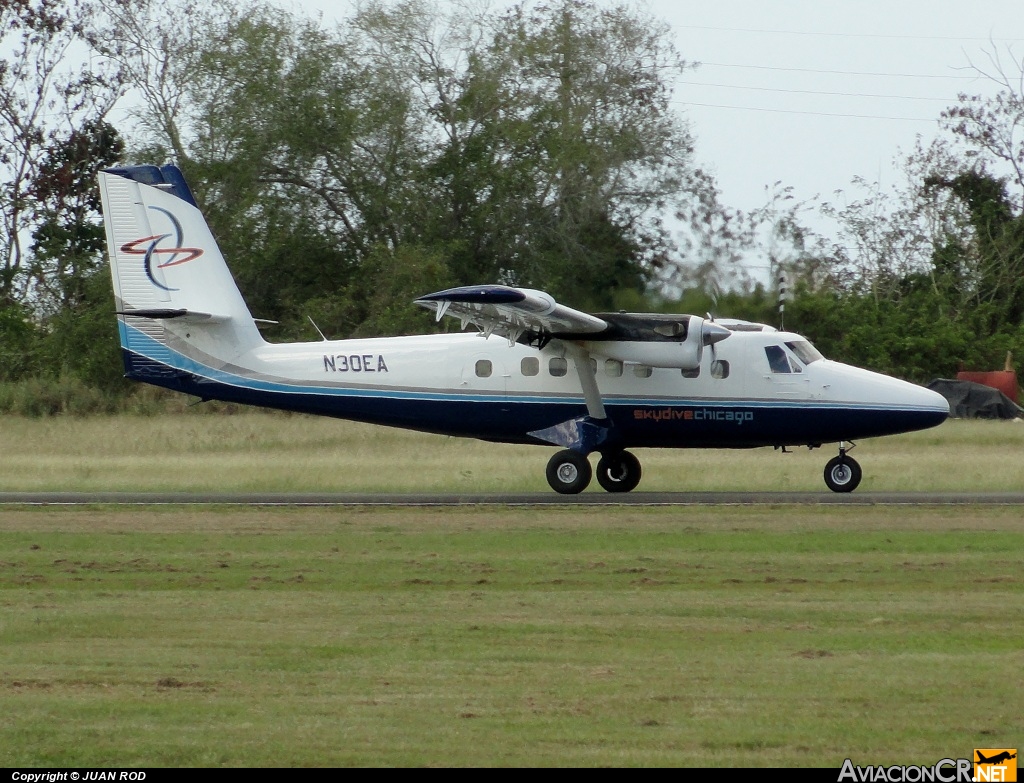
[307,315,328,341]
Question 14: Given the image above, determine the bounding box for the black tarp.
[927,379,1024,419]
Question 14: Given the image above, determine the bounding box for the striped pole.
[777,270,787,330]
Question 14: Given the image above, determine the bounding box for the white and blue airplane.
[98,164,950,494]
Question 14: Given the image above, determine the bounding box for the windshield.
[785,340,824,365]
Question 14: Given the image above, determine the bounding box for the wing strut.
[527,344,616,454]
[568,346,606,420]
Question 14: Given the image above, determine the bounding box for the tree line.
[1,0,1023,413]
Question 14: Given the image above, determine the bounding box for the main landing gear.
[823,442,861,493]
[545,449,643,495]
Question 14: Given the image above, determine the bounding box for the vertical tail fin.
[98,165,264,380]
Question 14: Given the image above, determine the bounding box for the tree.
[105,0,421,333]
[95,0,222,167]
[356,0,697,306]
[923,171,1024,335]
[794,67,1024,379]
[19,119,126,391]
[186,3,375,332]
[0,0,122,306]
[116,0,710,329]
[942,45,1024,204]
[29,119,125,312]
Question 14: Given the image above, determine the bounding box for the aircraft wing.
[415,285,608,340]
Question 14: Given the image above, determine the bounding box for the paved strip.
[2,492,1024,506]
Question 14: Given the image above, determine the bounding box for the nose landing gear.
[823,442,861,493]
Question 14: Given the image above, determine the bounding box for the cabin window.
[605,359,623,377]
[681,366,700,379]
[765,345,791,374]
[549,357,568,377]
[589,358,598,376]
[521,357,539,376]
[475,359,492,378]
[710,360,730,380]
[633,365,653,379]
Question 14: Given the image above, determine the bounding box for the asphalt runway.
[2,491,1024,506]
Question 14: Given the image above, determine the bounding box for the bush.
[0,377,119,416]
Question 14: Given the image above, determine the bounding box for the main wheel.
[596,451,642,493]
[545,450,592,494]
[823,455,862,493]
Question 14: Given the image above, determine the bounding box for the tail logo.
[119,206,204,291]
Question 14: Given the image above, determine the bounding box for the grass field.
[0,505,1021,767]
[0,411,1022,492]
[0,414,1021,766]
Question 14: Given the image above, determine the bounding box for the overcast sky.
[652,0,1023,211]
[280,0,1022,273]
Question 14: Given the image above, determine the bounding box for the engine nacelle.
[580,315,727,370]
[584,339,702,369]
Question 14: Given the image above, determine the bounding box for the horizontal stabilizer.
[117,308,231,323]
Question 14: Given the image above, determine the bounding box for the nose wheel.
[823,445,862,493]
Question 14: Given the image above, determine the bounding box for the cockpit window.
[765,345,791,374]
[785,340,824,365]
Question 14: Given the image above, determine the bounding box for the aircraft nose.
[925,386,950,414]
[907,382,950,426]
[826,362,950,435]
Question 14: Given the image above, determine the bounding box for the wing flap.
[415,285,608,338]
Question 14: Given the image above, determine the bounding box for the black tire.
[545,449,592,494]
[596,451,642,493]
[823,455,862,493]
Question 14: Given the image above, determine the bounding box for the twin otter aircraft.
[98,165,949,494]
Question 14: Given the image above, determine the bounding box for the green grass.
[0,413,1020,765]
[0,506,1021,766]
[0,412,1022,492]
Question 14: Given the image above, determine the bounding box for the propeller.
[700,317,731,374]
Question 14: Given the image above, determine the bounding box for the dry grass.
[0,412,1021,492]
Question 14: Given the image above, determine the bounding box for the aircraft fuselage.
[121,321,947,450]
